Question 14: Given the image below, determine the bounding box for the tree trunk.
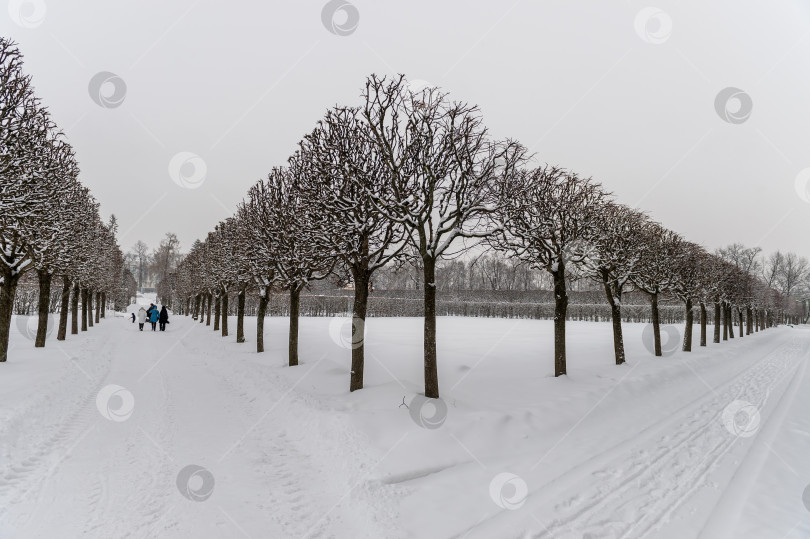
[206,293,213,326]
[350,270,370,390]
[35,269,52,347]
[682,298,693,352]
[288,287,300,366]
[699,301,707,347]
[87,290,94,328]
[94,292,101,324]
[81,288,89,331]
[601,271,624,365]
[199,294,206,324]
[221,292,229,337]
[57,276,70,341]
[100,292,106,318]
[747,306,753,334]
[214,295,221,331]
[722,303,728,341]
[423,258,440,397]
[552,266,569,373]
[185,296,191,316]
[738,308,744,337]
[650,291,662,356]
[256,289,269,353]
[713,299,721,344]
[71,283,80,335]
[727,305,734,339]
[236,285,246,343]
[0,270,20,362]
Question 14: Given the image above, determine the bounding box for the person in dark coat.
[131,312,136,323]
[159,306,169,331]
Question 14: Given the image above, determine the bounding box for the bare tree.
[581,204,648,364]
[762,251,783,288]
[236,197,278,353]
[670,242,708,351]
[0,40,125,359]
[0,39,54,361]
[28,135,82,346]
[131,240,150,291]
[151,232,180,304]
[245,167,334,366]
[631,224,683,356]
[363,74,526,397]
[718,244,762,336]
[294,105,407,391]
[777,252,808,298]
[492,166,607,375]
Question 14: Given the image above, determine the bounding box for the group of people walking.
[131,303,169,331]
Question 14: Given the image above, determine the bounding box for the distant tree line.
[125,233,182,293]
[162,74,806,399]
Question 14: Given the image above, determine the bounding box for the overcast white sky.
[4,0,810,259]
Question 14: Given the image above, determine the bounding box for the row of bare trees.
[166,74,804,400]
[0,38,131,362]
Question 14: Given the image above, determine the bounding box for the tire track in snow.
[112,360,177,538]
[206,353,349,537]
[697,341,810,539]
[175,319,395,538]
[525,335,807,539]
[9,319,177,538]
[0,332,114,530]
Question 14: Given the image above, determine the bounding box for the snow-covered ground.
[1,304,809,538]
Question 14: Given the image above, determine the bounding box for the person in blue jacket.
[149,306,159,331]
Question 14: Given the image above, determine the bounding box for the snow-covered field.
[1,300,809,538]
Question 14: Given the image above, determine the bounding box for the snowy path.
[408,327,810,539]
[2,313,810,538]
[0,313,388,538]
[496,333,807,538]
